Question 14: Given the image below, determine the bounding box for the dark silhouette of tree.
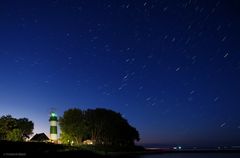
[6,129,23,141]
[84,108,108,144]
[0,115,34,141]
[59,108,140,147]
[0,115,17,140]
[88,108,139,146]
[16,118,34,139]
[59,108,87,145]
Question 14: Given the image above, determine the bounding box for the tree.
[59,108,87,145]
[89,108,140,146]
[59,132,72,145]
[6,129,23,141]
[0,115,17,140]
[59,108,140,147]
[16,118,34,139]
[0,115,34,141]
[84,109,107,144]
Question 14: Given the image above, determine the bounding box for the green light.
[51,112,57,117]
[49,112,58,121]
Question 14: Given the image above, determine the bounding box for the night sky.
[0,0,240,147]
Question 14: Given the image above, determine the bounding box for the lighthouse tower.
[49,111,58,143]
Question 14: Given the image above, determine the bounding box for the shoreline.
[107,148,240,156]
[144,148,240,154]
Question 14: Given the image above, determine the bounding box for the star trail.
[0,0,240,147]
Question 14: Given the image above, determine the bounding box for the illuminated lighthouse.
[49,111,58,142]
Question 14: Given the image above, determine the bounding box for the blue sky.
[0,0,240,146]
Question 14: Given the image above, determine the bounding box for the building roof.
[30,133,49,142]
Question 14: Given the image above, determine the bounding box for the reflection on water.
[133,153,240,158]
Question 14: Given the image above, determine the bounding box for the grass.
[0,141,105,158]
[0,141,145,158]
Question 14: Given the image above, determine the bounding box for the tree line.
[0,115,34,141]
[0,108,140,147]
[59,108,140,146]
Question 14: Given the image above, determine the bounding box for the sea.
[131,153,240,158]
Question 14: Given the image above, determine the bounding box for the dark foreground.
[1,141,240,158]
[0,141,106,158]
[0,141,144,158]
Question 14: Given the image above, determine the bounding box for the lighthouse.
[49,111,58,142]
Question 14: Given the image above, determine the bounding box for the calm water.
[132,153,240,158]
